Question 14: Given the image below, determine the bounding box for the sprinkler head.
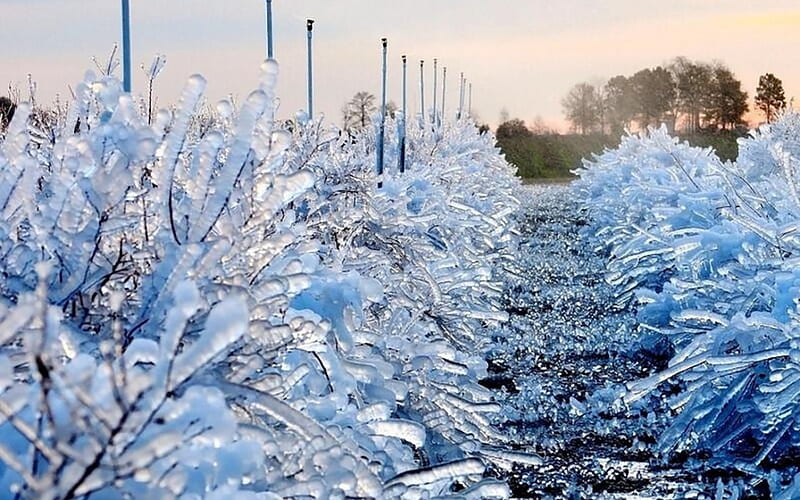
[307,19,315,31]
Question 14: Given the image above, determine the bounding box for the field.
[2,44,800,500]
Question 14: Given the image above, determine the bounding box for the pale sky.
[2,0,799,130]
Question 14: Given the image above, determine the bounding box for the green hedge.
[499,130,744,179]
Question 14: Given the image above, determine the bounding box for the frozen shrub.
[577,114,800,495]
[0,97,15,130]
[0,56,527,498]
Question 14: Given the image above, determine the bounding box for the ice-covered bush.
[295,115,530,466]
[576,114,800,495]
[261,104,537,496]
[0,56,527,498]
[0,61,326,497]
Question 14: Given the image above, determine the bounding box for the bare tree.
[594,85,608,135]
[386,100,398,119]
[342,91,376,130]
[499,108,510,124]
[562,82,600,135]
[669,57,713,133]
[604,75,635,135]
[530,115,552,135]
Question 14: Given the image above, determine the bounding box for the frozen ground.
[488,184,728,499]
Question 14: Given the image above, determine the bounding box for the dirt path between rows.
[487,184,725,499]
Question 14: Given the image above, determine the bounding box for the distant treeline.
[495,125,744,179]
[561,57,788,135]
[494,56,789,179]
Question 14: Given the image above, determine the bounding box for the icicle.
[156,74,207,241]
[365,419,426,448]
[170,296,248,388]
[384,458,485,489]
[188,90,269,242]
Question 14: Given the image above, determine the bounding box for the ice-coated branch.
[0,56,525,498]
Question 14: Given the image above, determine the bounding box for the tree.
[604,75,635,135]
[496,118,531,139]
[755,73,786,123]
[342,91,376,130]
[0,96,15,130]
[594,85,608,135]
[499,108,510,124]
[706,65,748,130]
[529,115,553,135]
[385,100,398,119]
[630,67,677,129]
[669,57,713,133]
[562,82,600,135]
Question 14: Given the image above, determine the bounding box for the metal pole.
[468,82,472,118]
[457,72,465,120]
[121,0,131,93]
[419,60,425,123]
[265,0,274,59]
[306,19,314,119]
[402,56,407,119]
[462,77,468,119]
[442,67,447,122]
[377,38,388,188]
[432,58,438,125]
[400,55,407,174]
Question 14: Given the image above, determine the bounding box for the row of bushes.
[0,61,531,498]
[576,116,800,498]
[498,130,745,179]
